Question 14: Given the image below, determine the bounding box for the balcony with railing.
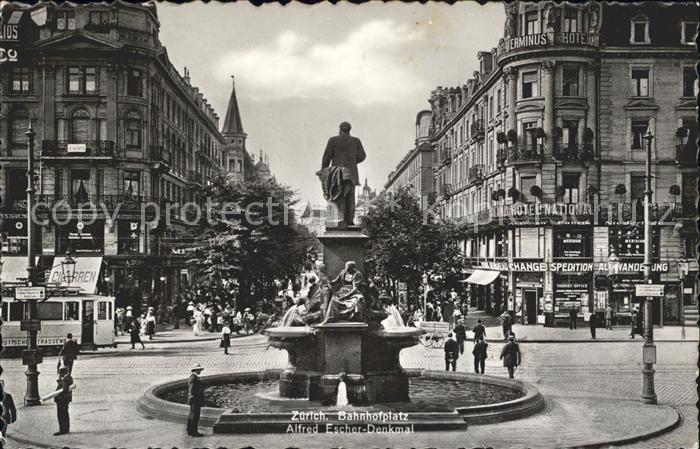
[553,143,594,161]
[149,145,171,164]
[508,144,543,163]
[470,120,485,141]
[41,140,117,158]
[597,202,676,225]
[33,193,165,211]
[468,164,484,184]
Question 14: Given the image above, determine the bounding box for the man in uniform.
[54,366,73,435]
[186,364,205,437]
[320,121,367,228]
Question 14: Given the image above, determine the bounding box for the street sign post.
[634,284,664,297]
[15,286,46,301]
[21,349,43,366]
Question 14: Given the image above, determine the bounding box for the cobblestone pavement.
[0,335,695,449]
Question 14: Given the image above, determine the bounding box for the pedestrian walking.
[472,319,486,343]
[472,340,488,374]
[146,309,156,340]
[58,333,79,375]
[605,305,613,330]
[569,307,578,330]
[0,380,17,438]
[500,311,512,340]
[130,318,145,350]
[589,313,598,339]
[53,366,73,435]
[630,307,643,339]
[187,364,205,437]
[500,334,521,379]
[186,301,195,325]
[453,319,467,354]
[221,322,232,355]
[443,300,454,330]
[444,333,459,371]
[452,306,462,328]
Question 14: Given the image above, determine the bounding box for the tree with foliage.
[185,166,318,308]
[360,186,464,302]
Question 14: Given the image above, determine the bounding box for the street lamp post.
[21,126,77,406]
[24,125,41,406]
[641,128,657,404]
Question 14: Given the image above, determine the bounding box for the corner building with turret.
[0,1,250,314]
[424,2,697,326]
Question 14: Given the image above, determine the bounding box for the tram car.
[0,256,116,350]
[1,294,116,349]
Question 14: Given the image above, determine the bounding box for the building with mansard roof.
[0,1,251,313]
[390,1,697,326]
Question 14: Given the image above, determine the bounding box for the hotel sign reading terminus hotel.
[499,32,598,54]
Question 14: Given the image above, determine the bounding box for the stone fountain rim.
[136,368,545,428]
[263,325,426,339]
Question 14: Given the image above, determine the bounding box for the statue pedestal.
[318,227,369,278]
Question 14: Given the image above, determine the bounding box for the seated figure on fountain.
[279,267,329,327]
[322,261,366,323]
[279,295,308,327]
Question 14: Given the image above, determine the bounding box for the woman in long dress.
[192,309,203,336]
[146,310,156,340]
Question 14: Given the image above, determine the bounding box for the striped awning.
[463,269,501,285]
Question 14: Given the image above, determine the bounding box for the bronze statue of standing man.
[318,122,366,228]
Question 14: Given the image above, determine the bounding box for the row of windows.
[518,66,697,100]
[1,300,112,321]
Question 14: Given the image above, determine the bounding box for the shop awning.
[47,256,102,294]
[463,269,501,285]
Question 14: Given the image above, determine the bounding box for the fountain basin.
[137,369,545,433]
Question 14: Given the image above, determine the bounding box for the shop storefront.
[552,273,592,326]
[514,272,543,325]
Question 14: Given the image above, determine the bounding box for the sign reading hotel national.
[477,261,669,273]
[499,32,598,54]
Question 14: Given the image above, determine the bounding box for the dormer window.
[681,21,698,45]
[56,10,75,31]
[630,16,650,44]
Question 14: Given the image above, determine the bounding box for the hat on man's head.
[58,365,69,373]
[477,319,482,323]
[191,363,204,372]
[508,334,516,340]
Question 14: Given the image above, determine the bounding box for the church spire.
[222,75,244,137]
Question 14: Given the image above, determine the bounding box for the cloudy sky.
[158,2,504,206]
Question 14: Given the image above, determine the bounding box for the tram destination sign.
[15,286,46,300]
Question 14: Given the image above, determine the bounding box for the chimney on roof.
[183,67,190,84]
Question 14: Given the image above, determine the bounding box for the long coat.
[321,133,366,185]
[500,341,521,367]
[187,373,205,407]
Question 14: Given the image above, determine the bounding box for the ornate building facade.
[0,1,249,311]
[384,110,435,210]
[424,1,696,325]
